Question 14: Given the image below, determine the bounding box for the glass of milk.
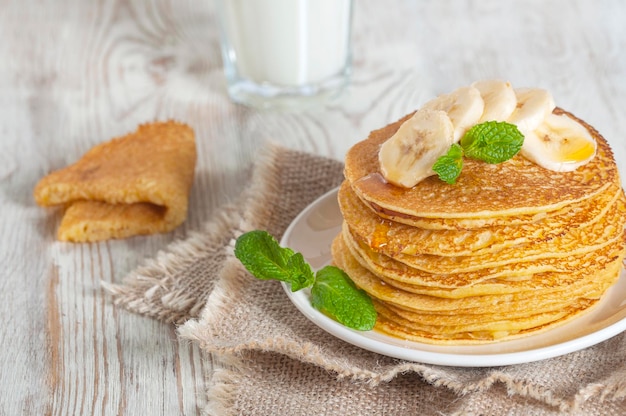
[215,0,353,109]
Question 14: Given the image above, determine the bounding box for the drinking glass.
[215,0,353,109]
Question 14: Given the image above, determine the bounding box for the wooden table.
[3,0,626,414]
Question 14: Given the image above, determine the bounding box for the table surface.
[3,0,626,414]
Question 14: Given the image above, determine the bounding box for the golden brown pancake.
[344,109,618,220]
[338,230,626,297]
[339,180,622,256]
[373,299,600,345]
[332,234,623,344]
[344,192,625,273]
[332,234,622,314]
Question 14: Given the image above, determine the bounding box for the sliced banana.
[508,88,556,133]
[379,109,455,188]
[472,79,517,122]
[422,86,484,141]
[521,113,597,172]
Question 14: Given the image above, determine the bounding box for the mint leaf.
[311,266,377,331]
[234,230,314,291]
[284,252,315,291]
[432,143,464,184]
[460,121,524,164]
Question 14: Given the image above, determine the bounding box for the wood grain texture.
[1,0,626,414]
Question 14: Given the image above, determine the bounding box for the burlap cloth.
[106,143,626,415]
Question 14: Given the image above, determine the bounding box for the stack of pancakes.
[332,109,626,344]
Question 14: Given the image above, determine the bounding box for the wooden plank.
[2,0,626,414]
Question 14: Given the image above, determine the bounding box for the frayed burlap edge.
[203,354,242,416]
[101,207,238,323]
[101,142,285,323]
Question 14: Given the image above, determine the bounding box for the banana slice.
[521,113,597,172]
[472,79,517,122]
[422,86,484,141]
[379,109,455,188]
[508,88,556,133]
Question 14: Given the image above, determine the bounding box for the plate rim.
[280,187,626,367]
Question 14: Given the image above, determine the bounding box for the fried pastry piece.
[34,121,196,242]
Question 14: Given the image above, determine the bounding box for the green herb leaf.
[432,143,464,184]
[234,230,315,291]
[284,252,314,291]
[460,121,524,164]
[311,265,377,331]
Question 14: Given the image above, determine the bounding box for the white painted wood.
[1,0,626,414]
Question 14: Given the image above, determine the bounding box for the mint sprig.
[432,143,464,184]
[234,230,314,291]
[461,121,524,163]
[234,230,377,331]
[433,121,524,184]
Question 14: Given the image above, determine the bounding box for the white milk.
[218,0,352,88]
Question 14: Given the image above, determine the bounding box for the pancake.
[375,298,594,335]
[332,233,623,344]
[373,298,600,345]
[339,179,622,257]
[381,298,592,327]
[342,223,626,288]
[339,230,626,297]
[332,234,622,315]
[344,108,618,220]
[364,200,578,231]
[344,191,625,273]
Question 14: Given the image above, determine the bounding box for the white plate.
[280,187,626,367]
